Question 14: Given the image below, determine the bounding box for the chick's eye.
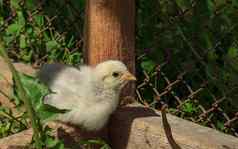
[112,72,119,77]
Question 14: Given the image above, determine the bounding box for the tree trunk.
[84,0,135,98]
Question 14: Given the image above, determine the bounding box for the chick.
[38,60,136,131]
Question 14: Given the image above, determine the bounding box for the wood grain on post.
[84,0,135,68]
[84,0,135,97]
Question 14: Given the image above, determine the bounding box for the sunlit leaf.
[10,0,20,9]
[16,11,25,26]
[6,24,21,36]
[67,36,75,48]
[0,16,3,25]
[216,121,225,131]
[20,50,33,62]
[44,133,65,149]
[67,52,82,65]
[34,15,44,26]
[45,137,59,148]
[80,139,111,149]
[46,40,60,51]
[140,59,156,73]
[20,35,26,49]
[181,101,197,114]
[13,73,69,121]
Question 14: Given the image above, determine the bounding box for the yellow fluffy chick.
[38,60,136,131]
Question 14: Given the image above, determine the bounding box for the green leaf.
[206,0,214,17]
[0,107,10,115]
[25,0,37,10]
[37,104,69,121]
[140,59,156,73]
[20,50,33,62]
[16,11,25,26]
[20,35,26,49]
[55,143,65,149]
[181,102,197,114]
[5,11,25,36]
[11,83,23,106]
[227,47,238,58]
[46,40,60,51]
[67,52,82,64]
[13,73,69,121]
[66,36,75,48]
[2,35,15,45]
[34,15,44,26]
[10,0,20,9]
[207,51,218,61]
[46,137,59,148]
[6,24,21,36]
[26,27,33,34]
[201,32,212,49]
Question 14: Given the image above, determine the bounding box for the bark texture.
[84,0,135,68]
[84,0,135,97]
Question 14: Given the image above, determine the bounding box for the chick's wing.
[38,63,93,109]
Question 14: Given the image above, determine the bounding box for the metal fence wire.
[136,57,238,137]
[0,0,237,137]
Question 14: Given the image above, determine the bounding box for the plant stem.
[1,109,27,129]
[0,41,43,148]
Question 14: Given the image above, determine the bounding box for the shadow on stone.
[109,106,159,149]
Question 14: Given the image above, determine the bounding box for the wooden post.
[84,0,135,97]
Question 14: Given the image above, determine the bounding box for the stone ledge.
[110,105,238,149]
[0,105,238,149]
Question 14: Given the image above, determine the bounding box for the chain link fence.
[136,56,238,137]
[0,0,237,137]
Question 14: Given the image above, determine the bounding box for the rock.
[1,104,238,149]
[110,105,238,149]
[0,128,33,149]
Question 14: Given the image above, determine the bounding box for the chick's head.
[94,60,136,90]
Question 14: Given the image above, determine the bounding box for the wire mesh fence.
[136,56,238,137]
[0,0,237,138]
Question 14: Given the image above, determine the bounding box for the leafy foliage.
[13,73,69,121]
[1,42,68,148]
[181,101,198,114]
[0,107,27,138]
[0,0,83,65]
[80,138,112,149]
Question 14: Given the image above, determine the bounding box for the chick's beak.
[121,71,136,81]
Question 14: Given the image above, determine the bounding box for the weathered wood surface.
[0,60,238,149]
